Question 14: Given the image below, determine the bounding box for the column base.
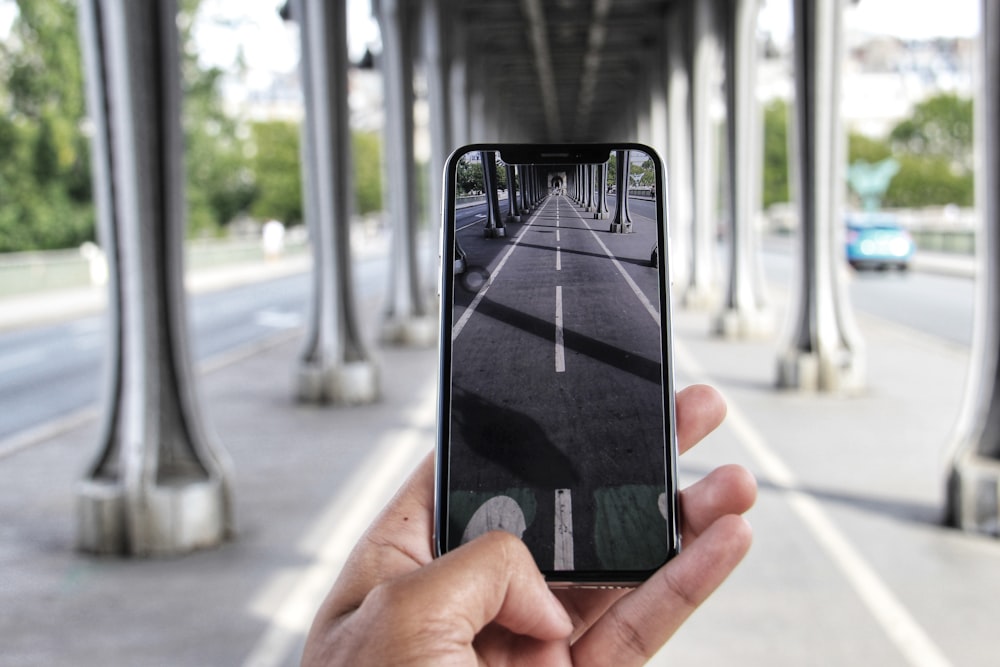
[297,358,381,405]
[947,451,1000,536]
[484,226,506,239]
[713,307,774,340]
[77,476,229,556]
[594,212,609,220]
[680,283,720,311]
[776,349,865,394]
[382,315,437,348]
[609,221,632,233]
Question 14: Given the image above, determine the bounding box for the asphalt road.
[445,194,675,575]
[0,257,389,444]
[0,214,976,452]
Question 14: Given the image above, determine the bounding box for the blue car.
[846,215,915,271]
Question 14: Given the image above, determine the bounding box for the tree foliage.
[762,99,790,208]
[0,0,94,252]
[251,121,302,224]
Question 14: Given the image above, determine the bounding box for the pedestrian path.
[2,259,998,666]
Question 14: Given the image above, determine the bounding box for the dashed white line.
[554,488,574,570]
[554,285,565,373]
[556,247,562,271]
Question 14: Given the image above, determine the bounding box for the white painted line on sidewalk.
[0,348,45,374]
[672,339,953,667]
[452,198,547,341]
[241,377,436,667]
[554,488,574,570]
[555,286,566,373]
[579,215,660,324]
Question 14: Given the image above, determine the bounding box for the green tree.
[179,0,254,235]
[456,156,484,195]
[889,92,973,171]
[848,132,892,164]
[762,99,789,208]
[885,153,973,208]
[0,0,94,252]
[353,130,382,215]
[250,121,302,224]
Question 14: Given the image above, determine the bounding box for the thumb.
[423,530,573,641]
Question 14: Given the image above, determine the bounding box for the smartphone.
[434,143,678,587]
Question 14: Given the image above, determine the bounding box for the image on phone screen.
[436,144,678,584]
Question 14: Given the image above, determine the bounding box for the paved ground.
[2,243,998,666]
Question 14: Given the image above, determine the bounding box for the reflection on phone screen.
[444,147,672,575]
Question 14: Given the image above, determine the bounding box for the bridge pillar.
[666,5,693,297]
[584,164,596,212]
[375,0,435,346]
[946,0,1000,535]
[481,151,506,238]
[505,164,522,222]
[594,162,610,219]
[293,0,380,404]
[684,0,722,309]
[714,0,773,339]
[776,0,865,393]
[421,0,454,289]
[610,150,633,234]
[75,0,233,556]
[519,165,533,213]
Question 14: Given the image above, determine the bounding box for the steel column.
[75,0,233,555]
[685,0,722,308]
[481,151,506,238]
[666,5,693,297]
[610,150,633,234]
[776,0,865,392]
[294,0,379,404]
[375,0,435,346]
[714,0,773,339]
[946,0,1000,535]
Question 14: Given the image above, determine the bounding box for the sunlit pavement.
[2,254,999,666]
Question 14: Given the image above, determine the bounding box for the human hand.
[302,384,756,666]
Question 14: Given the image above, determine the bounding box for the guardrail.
[0,236,310,299]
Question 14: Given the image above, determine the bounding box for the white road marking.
[672,340,953,667]
[554,286,565,373]
[452,200,545,341]
[0,348,45,374]
[579,215,660,323]
[556,229,561,242]
[241,377,436,667]
[554,488,574,570]
[556,247,561,271]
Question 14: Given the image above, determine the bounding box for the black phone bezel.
[433,142,679,587]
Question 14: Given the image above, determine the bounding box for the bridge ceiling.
[442,0,679,143]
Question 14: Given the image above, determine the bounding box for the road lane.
[446,193,671,572]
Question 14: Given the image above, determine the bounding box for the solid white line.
[452,199,546,341]
[578,215,660,324]
[554,488,574,570]
[241,378,436,667]
[672,339,953,667]
[0,348,45,374]
[555,286,566,373]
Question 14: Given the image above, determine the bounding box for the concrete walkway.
[1,253,998,666]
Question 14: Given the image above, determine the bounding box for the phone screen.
[435,144,678,585]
